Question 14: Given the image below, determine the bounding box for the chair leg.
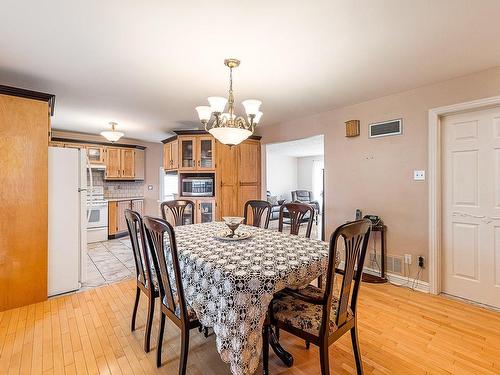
[131,287,140,331]
[144,295,155,352]
[262,323,270,375]
[179,328,190,375]
[156,312,166,368]
[319,343,330,375]
[351,326,364,375]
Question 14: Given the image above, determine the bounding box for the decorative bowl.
[222,216,244,237]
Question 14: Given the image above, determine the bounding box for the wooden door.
[131,199,144,216]
[105,147,121,178]
[216,142,239,219]
[179,136,197,171]
[197,199,216,223]
[117,200,131,232]
[0,94,49,310]
[171,140,179,169]
[121,149,135,178]
[197,136,215,171]
[238,140,261,216]
[163,142,171,170]
[442,107,500,308]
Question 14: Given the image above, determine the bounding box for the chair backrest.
[125,209,154,289]
[278,202,315,238]
[143,216,190,323]
[243,200,271,229]
[160,199,195,226]
[322,219,371,334]
[291,190,313,203]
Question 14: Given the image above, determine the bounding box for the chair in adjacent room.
[265,219,372,375]
[278,202,315,238]
[125,209,159,353]
[160,199,195,226]
[243,200,272,229]
[143,216,201,372]
[291,189,320,224]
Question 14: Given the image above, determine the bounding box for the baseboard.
[338,261,430,293]
[363,266,430,293]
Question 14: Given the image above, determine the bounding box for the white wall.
[266,152,297,201]
[297,155,324,194]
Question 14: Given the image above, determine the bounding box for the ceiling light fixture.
[100,122,124,142]
[195,58,262,146]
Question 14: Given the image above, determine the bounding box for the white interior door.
[442,106,500,308]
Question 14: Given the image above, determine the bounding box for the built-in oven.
[87,201,108,228]
[86,186,108,243]
[181,177,214,197]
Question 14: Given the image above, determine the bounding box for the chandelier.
[100,122,124,142]
[195,58,263,146]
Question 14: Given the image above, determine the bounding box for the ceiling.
[1,1,500,142]
[266,135,324,158]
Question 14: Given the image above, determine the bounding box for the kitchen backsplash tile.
[89,170,144,198]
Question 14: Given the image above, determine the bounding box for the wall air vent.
[369,119,402,138]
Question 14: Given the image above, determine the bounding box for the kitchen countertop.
[105,196,145,202]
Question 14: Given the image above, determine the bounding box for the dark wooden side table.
[362,223,388,283]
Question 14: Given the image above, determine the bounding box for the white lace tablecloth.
[173,222,331,375]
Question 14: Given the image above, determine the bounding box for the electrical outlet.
[404,254,412,265]
[418,256,425,268]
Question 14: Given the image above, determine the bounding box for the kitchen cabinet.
[104,147,144,180]
[216,139,261,220]
[87,145,105,164]
[163,135,215,172]
[197,136,215,171]
[105,147,122,178]
[131,199,144,215]
[179,136,197,170]
[0,85,55,311]
[121,148,135,178]
[108,198,144,237]
[196,198,216,223]
[163,139,179,170]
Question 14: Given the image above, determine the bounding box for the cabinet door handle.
[197,160,200,167]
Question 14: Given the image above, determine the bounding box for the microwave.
[181,177,214,197]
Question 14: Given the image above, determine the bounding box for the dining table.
[172,221,334,375]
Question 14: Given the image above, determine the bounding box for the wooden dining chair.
[125,209,159,353]
[266,219,372,375]
[161,199,195,226]
[278,202,315,238]
[243,200,272,229]
[143,216,201,372]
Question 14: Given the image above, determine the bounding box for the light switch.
[413,170,425,181]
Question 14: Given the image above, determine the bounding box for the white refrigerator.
[48,147,87,296]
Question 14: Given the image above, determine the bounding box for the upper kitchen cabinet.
[0,85,55,312]
[163,139,179,171]
[86,145,105,164]
[162,132,215,172]
[197,136,215,171]
[104,147,144,180]
[179,136,197,170]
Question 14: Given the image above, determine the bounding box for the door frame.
[428,95,500,295]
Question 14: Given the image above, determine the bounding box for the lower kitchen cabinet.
[108,198,144,238]
[196,199,216,223]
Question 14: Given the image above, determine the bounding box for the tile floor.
[82,237,135,290]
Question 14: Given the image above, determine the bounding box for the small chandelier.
[100,122,124,142]
[195,58,263,146]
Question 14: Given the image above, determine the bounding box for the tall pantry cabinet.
[0,85,55,311]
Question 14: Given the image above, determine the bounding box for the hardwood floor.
[1,279,499,374]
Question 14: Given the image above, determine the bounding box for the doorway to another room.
[265,135,325,240]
